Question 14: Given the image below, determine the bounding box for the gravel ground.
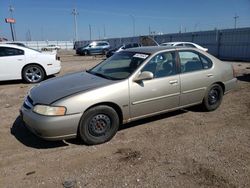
[0,50,249,188]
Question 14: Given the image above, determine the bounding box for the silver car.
[20,46,237,145]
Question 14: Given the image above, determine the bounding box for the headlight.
[33,105,66,116]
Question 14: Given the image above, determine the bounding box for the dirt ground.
[0,50,250,188]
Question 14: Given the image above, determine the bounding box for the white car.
[0,44,61,83]
[160,42,208,51]
[42,44,61,51]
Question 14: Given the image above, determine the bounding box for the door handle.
[207,74,213,77]
[17,59,23,61]
[169,80,178,84]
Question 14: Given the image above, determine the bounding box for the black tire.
[79,105,119,145]
[102,49,108,55]
[202,84,223,111]
[83,50,88,56]
[22,65,45,83]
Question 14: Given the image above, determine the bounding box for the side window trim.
[177,50,208,74]
[140,50,178,79]
[0,47,24,57]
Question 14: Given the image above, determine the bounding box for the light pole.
[72,8,79,41]
[130,15,135,37]
[9,5,16,41]
[89,24,92,41]
[103,24,106,39]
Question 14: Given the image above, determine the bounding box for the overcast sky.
[0,0,250,41]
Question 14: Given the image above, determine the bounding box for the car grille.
[23,96,34,110]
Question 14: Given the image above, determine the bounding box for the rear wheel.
[22,65,45,83]
[202,84,223,111]
[79,105,119,145]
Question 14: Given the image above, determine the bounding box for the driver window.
[141,51,176,78]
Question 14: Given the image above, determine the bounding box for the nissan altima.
[20,46,237,145]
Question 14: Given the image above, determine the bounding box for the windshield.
[87,51,150,80]
[81,44,90,48]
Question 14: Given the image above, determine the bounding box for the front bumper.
[20,105,82,141]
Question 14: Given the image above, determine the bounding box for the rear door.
[177,50,214,106]
[0,47,25,81]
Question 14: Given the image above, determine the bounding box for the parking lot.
[0,50,250,187]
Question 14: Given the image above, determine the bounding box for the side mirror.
[133,71,154,82]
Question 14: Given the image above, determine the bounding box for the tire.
[102,49,108,55]
[79,105,119,145]
[202,84,223,111]
[83,50,88,56]
[22,65,45,83]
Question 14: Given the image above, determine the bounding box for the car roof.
[125,46,187,54]
[0,43,25,49]
[162,42,195,44]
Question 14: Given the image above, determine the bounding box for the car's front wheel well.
[84,102,123,125]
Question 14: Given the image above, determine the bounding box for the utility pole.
[9,5,16,41]
[233,14,239,29]
[103,25,106,39]
[130,15,135,37]
[89,24,92,41]
[72,8,79,41]
[149,25,151,36]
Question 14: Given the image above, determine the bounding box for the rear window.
[0,47,24,57]
[178,50,212,73]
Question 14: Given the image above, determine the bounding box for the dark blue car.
[76,41,110,56]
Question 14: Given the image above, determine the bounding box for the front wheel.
[22,65,45,83]
[202,84,223,111]
[79,105,119,145]
[102,49,108,55]
[82,50,88,56]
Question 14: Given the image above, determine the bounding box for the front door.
[129,51,180,119]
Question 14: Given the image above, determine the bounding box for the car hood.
[29,72,115,104]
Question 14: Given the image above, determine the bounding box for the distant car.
[42,44,61,51]
[0,44,61,83]
[20,46,236,145]
[76,41,110,56]
[160,42,208,51]
[106,43,141,58]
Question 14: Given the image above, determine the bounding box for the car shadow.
[118,109,187,131]
[0,80,25,85]
[12,109,189,148]
[237,74,250,82]
[11,116,68,149]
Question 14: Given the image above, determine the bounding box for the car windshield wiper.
[87,71,113,80]
[86,70,123,80]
